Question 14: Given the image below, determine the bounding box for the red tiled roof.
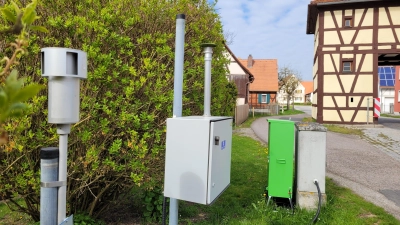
[238,59,278,92]
[301,81,314,95]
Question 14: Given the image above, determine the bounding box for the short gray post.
[169,13,186,225]
[40,147,59,225]
[367,98,369,124]
[201,43,216,117]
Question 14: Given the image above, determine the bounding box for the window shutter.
[258,94,262,103]
[267,94,270,104]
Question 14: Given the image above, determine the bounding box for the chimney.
[247,54,253,68]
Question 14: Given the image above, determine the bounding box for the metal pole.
[172,14,186,119]
[57,124,71,224]
[169,13,186,225]
[201,43,216,117]
[40,147,59,225]
[367,98,369,125]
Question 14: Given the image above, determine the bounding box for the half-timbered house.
[307,0,400,124]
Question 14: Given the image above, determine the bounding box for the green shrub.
[0,0,236,221]
[141,187,166,222]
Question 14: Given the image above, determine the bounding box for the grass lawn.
[324,124,364,136]
[278,105,304,116]
[381,113,400,118]
[302,117,316,122]
[301,117,364,136]
[0,200,32,225]
[240,106,305,128]
[294,103,312,106]
[2,133,398,224]
[279,108,304,116]
[178,134,400,225]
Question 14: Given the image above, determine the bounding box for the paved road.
[250,106,400,220]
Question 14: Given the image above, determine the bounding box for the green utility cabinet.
[267,119,295,205]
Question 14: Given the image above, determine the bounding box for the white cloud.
[215,0,315,80]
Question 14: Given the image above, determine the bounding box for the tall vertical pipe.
[57,124,71,224]
[172,14,186,118]
[169,13,186,225]
[40,147,59,225]
[201,44,216,117]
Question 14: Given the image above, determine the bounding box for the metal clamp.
[40,181,66,188]
[60,214,74,225]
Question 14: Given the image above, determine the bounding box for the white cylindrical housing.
[202,44,216,117]
[41,48,87,124]
[48,77,80,123]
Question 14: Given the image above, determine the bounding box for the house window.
[344,17,353,28]
[258,94,270,103]
[295,97,302,101]
[261,94,267,103]
[261,94,270,103]
[295,90,302,94]
[342,61,353,73]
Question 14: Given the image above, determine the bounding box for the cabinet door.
[268,121,294,198]
[207,119,232,204]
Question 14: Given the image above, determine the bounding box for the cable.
[311,179,322,224]
[162,196,167,225]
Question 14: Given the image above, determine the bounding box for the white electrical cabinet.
[164,116,232,205]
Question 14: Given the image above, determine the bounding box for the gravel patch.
[361,127,400,161]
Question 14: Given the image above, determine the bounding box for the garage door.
[383,97,394,113]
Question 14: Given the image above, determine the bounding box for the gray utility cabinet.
[164,116,232,205]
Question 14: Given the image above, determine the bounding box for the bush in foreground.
[0,0,236,221]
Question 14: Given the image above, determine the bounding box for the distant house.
[302,81,314,103]
[238,56,278,108]
[378,66,395,113]
[225,44,254,105]
[277,81,314,104]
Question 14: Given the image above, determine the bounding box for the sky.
[211,0,315,81]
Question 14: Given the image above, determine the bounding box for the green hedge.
[0,0,236,221]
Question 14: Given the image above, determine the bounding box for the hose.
[162,196,167,225]
[311,179,322,224]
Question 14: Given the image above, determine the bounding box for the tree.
[278,66,302,109]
